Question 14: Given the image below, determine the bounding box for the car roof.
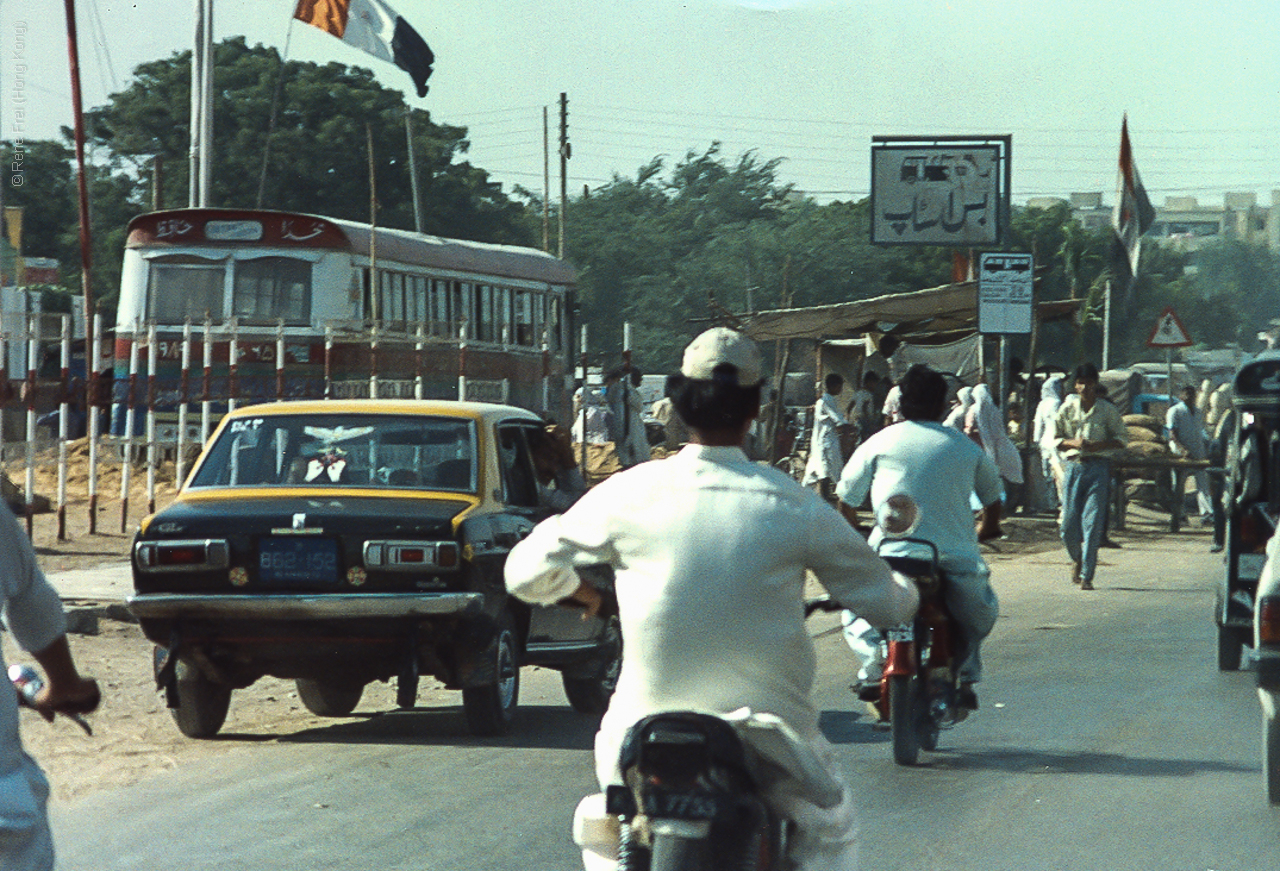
[219,399,544,424]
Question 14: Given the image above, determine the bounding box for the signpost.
[978,252,1033,335]
[1147,305,1193,399]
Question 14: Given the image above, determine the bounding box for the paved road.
[50,534,1280,870]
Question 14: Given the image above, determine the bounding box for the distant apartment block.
[1026,191,1280,252]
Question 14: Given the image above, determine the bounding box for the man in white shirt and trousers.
[1165,384,1212,524]
[837,364,1004,710]
[802,372,851,502]
[505,327,918,871]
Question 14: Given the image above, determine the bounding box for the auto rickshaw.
[1217,351,1280,671]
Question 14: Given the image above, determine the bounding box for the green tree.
[86,37,532,245]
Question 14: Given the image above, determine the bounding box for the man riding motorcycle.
[836,364,1003,710]
[505,327,918,870]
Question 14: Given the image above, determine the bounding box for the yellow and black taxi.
[128,399,618,738]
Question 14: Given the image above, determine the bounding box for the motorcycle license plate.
[641,788,722,821]
[885,623,914,642]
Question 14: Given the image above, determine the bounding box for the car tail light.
[363,540,459,571]
[135,539,230,572]
[1260,597,1280,645]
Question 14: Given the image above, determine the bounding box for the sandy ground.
[3,442,1202,807]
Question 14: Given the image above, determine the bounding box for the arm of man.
[0,505,100,717]
[505,485,619,610]
[805,498,918,627]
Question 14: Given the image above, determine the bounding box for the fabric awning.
[740,282,1084,343]
[741,283,979,342]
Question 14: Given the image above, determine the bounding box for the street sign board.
[977,252,1033,334]
[1147,306,1192,348]
[870,138,1010,247]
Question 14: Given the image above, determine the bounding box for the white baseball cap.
[681,327,763,386]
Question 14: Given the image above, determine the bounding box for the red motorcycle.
[872,539,967,766]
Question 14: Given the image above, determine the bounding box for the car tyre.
[462,614,520,736]
[296,678,364,717]
[1218,624,1245,671]
[169,658,232,739]
[561,616,621,715]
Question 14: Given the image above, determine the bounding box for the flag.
[294,0,434,98]
[1112,115,1155,281]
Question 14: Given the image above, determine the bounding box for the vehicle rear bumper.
[127,591,484,621]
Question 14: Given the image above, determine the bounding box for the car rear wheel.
[462,615,520,736]
[169,659,232,739]
[1218,624,1245,671]
[561,617,621,715]
[296,678,364,717]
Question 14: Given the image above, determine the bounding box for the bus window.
[148,258,226,323]
[233,257,310,324]
[409,275,425,326]
[515,290,534,346]
[477,285,493,342]
[497,287,512,345]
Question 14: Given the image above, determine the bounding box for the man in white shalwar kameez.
[506,328,918,871]
[802,373,850,502]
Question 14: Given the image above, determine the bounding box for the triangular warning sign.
[1147,306,1192,348]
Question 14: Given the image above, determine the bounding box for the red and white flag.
[1112,115,1156,281]
[294,0,434,98]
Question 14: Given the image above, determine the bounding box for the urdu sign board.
[977,252,1033,334]
[870,137,1010,247]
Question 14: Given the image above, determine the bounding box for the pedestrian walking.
[1054,363,1128,590]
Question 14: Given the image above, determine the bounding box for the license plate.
[886,623,914,642]
[257,537,340,585]
[641,788,722,821]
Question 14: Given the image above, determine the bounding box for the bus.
[112,208,576,437]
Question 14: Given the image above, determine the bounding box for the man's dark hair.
[824,373,844,395]
[670,369,761,432]
[898,364,948,422]
[863,371,879,387]
[1073,363,1100,383]
[630,368,643,387]
[605,367,626,383]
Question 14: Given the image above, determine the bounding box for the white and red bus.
[112,208,576,436]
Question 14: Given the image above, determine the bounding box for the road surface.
[51,533,1280,870]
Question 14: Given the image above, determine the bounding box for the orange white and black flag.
[294,0,434,98]
[1112,115,1156,282]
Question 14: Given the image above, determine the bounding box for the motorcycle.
[574,605,850,871]
[865,494,969,766]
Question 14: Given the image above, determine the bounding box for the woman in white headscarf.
[966,383,1024,486]
[1032,373,1067,510]
[943,386,973,431]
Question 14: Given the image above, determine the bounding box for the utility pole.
[558,92,569,259]
[542,106,550,252]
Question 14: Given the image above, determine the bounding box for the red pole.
[64,0,96,461]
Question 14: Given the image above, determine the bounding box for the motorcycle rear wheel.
[889,674,922,765]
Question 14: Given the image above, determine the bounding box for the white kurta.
[801,392,846,486]
[0,505,68,871]
[505,445,917,867]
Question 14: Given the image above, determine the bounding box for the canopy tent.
[741,282,978,344]
[739,281,1084,345]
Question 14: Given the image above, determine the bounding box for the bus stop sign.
[1147,306,1192,348]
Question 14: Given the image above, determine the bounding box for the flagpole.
[200,0,214,206]
[1102,279,1111,370]
[189,0,204,206]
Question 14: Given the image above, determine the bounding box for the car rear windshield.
[188,413,477,492]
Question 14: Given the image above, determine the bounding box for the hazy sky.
[5,0,1278,206]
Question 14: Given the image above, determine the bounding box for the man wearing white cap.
[506,327,918,870]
